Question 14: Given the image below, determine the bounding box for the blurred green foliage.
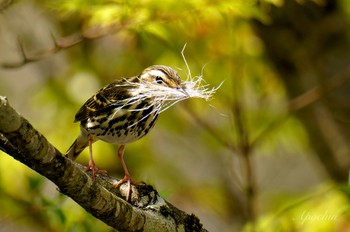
[0,0,349,231]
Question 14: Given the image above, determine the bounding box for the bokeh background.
[1,0,350,231]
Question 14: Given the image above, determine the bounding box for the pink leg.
[118,145,130,179]
[84,135,107,179]
[113,145,145,201]
[113,145,132,201]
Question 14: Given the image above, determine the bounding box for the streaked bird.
[66,65,189,201]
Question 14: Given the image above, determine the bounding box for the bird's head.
[120,64,216,114]
[138,65,188,97]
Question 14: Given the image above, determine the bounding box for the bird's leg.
[113,145,131,200]
[84,135,107,180]
[113,144,144,201]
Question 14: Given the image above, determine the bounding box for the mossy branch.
[0,96,207,232]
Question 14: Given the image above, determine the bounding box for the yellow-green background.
[0,0,349,231]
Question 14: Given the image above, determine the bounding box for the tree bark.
[0,96,207,232]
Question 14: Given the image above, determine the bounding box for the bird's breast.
[81,105,160,144]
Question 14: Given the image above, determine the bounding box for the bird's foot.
[84,160,108,180]
[113,175,145,201]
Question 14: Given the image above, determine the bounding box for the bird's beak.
[178,86,190,98]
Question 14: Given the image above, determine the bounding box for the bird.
[65,65,189,201]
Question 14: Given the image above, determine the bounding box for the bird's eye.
[155,76,164,84]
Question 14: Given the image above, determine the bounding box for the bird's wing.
[74,80,134,122]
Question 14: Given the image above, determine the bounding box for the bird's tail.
[65,132,89,160]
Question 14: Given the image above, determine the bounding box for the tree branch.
[0,25,126,69]
[0,96,207,232]
[0,32,83,69]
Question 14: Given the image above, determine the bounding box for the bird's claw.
[113,175,145,201]
[84,160,107,180]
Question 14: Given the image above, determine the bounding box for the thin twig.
[250,66,350,148]
[0,24,128,69]
[288,66,350,112]
[1,32,83,69]
[232,99,257,223]
[182,104,237,152]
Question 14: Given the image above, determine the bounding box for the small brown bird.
[66,65,189,201]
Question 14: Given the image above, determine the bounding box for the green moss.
[159,205,175,218]
[184,214,202,232]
